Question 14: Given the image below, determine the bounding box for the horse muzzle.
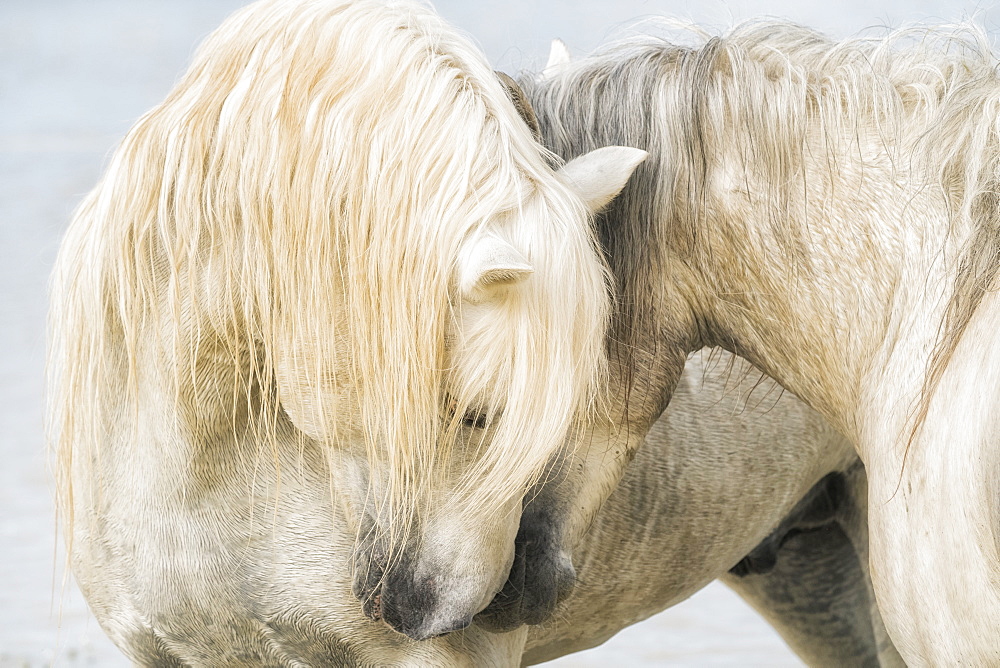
[474,508,577,633]
[352,537,487,641]
[366,577,474,640]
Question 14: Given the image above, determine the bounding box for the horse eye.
[462,411,488,429]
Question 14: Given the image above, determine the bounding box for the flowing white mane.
[48,0,609,550]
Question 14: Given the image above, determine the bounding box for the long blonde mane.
[48,0,609,549]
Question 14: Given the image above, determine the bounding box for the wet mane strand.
[48,0,608,554]
[522,20,1000,439]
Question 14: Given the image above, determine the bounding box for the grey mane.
[518,41,691,369]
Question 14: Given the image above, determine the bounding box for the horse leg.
[728,472,846,578]
[723,464,904,667]
[723,522,879,667]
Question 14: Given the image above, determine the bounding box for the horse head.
[318,142,645,639]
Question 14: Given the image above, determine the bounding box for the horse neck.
[530,70,958,439]
[605,84,1000,664]
[683,164,960,441]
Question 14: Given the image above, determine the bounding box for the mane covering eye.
[462,411,488,429]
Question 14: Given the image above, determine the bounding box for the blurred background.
[3,1,996,665]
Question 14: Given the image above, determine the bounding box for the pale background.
[3,1,995,665]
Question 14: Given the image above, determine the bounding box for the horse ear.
[459,235,533,303]
[558,146,648,213]
[496,71,542,141]
[543,39,571,78]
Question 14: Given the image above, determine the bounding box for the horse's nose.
[377,573,476,640]
[377,576,432,639]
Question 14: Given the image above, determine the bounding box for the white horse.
[46,0,646,658]
[517,22,1000,664]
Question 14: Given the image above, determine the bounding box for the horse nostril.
[359,583,385,622]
